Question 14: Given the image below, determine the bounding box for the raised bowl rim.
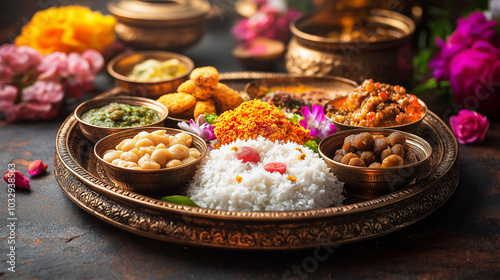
[107,50,195,85]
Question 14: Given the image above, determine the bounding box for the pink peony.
[4,170,30,189]
[448,40,500,115]
[449,109,489,144]
[429,11,500,82]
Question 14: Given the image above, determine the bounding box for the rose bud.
[449,109,489,144]
[3,170,31,189]
[28,160,48,176]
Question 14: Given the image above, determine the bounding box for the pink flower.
[37,52,69,80]
[28,160,48,176]
[3,170,30,189]
[22,80,64,103]
[299,105,336,139]
[178,115,216,141]
[232,3,301,46]
[81,49,104,73]
[0,84,18,108]
[449,109,489,144]
[430,12,500,82]
[0,44,43,83]
[0,44,43,74]
[448,40,500,115]
[67,53,94,84]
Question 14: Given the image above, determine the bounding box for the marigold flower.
[15,5,116,54]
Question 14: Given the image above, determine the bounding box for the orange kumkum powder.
[213,100,313,146]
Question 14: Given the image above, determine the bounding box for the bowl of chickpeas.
[319,128,432,200]
[94,127,207,194]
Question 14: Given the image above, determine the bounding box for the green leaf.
[161,195,200,207]
[204,113,218,125]
[411,77,438,95]
[304,140,319,155]
[288,113,303,125]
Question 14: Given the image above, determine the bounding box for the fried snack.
[192,85,216,100]
[172,103,195,119]
[177,80,196,94]
[190,66,219,87]
[193,100,216,119]
[157,93,196,116]
[211,83,244,113]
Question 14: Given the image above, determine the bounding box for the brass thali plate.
[55,72,459,250]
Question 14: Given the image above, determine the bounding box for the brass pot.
[107,0,211,51]
[285,9,415,86]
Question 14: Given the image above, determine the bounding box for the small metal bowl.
[319,128,432,200]
[107,0,211,51]
[324,96,428,134]
[94,127,207,194]
[107,51,194,99]
[74,96,168,143]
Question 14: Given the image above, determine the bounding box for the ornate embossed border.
[54,72,460,249]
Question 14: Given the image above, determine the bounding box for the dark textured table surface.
[1,4,500,280]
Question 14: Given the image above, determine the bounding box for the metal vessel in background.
[107,0,211,51]
[285,8,416,86]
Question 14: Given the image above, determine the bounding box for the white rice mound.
[187,137,344,211]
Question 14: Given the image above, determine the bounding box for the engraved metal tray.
[55,72,459,250]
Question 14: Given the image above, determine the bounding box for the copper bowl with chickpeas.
[319,128,432,200]
[94,127,207,194]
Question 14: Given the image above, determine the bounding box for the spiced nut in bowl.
[94,127,208,194]
[74,96,168,144]
[324,79,428,134]
[319,128,432,200]
[107,51,194,99]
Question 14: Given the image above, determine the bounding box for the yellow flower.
[15,5,116,54]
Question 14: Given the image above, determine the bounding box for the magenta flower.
[299,105,336,139]
[3,170,30,189]
[28,160,48,176]
[449,109,489,144]
[448,40,500,115]
[430,11,500,82]
[178,115,216,141]
[429,11,500,116]
[232,1,301,46]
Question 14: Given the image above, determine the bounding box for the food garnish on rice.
[213,99,313,146]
